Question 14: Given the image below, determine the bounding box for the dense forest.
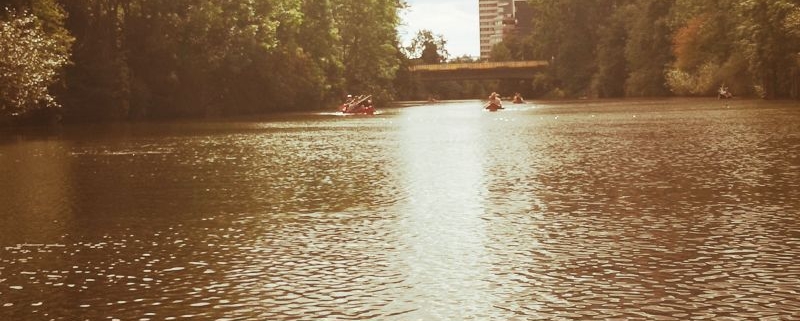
[2,0,404,123]
[495,0,800,100]
[1,0,799,125]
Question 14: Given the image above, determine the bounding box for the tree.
[528,0,613,97]
[3,0,418,123]
[592,3,630,98]
[623,0,673,97]
[0,9,71,120]
[501,32,536,61]
[785,4,800,98]
[489,42,513,62]
[664,0,800,98]
[298,0,344,105]
[666,0,750,96]
[735,0,800,98]
[406,29,449,63]
[334,0,404,101]
[60,0,132,120]
[60,0,309,119]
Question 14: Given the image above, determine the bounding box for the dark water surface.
[1,99,799,320]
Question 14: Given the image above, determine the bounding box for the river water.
[1,99,799,320]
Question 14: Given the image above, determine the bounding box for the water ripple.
[1,99,798,320]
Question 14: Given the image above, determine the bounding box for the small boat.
[340,94,375,115]
[486,92,504,111]
[718,86,733,99]
[512,93,525,104]
[485,102,504,111]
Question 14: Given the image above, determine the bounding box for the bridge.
[409,60,549,81]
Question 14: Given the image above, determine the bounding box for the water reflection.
[1,99,799,320]
[391,103,491,319]
[0,140,73,244]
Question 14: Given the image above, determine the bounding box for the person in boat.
[346,96,374,114]
[718,85,733,99]
[512,92,524,104]
[362,98,375,114]
[340,94,375,114]
[358,97,371,109]
[486,92,503,110]
[340,94,355,112]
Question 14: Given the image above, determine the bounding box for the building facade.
[478,0,533,60]
[478,0,514,60]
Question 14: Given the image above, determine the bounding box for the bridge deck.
[409,60,549,80]
[410,60,548,72]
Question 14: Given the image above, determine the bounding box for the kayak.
[340,104,375,115]
[485,102,504,111]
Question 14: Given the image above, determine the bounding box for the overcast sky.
[398,0,480,58]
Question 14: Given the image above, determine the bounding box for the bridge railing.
[410,60,549,71]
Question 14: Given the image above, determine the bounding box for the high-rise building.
[478,0,533,60]
[478,0,515,60]
[513,0,534,36]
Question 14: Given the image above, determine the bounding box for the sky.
[398,0,480,58]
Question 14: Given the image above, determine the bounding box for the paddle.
[345,95,372,112]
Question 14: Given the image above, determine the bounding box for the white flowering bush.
[0,11,70,118]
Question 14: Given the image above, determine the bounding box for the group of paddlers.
[339,94,375,114]
[485,92,525,111]
[487,85,732,111]
[339,85,732,115]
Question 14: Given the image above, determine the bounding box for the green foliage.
[592,7,628,98]
[393,53,419,100]
[7,0,799,124]
[51,0,406,120]
[734,0,800,98]
[624,0,673,97]
[664,0,800,98]
[334,0,403,102]
[298,0,344,105]
[489,43,513,62]
[501,32,536,61]
[666,0,750,96]
[496,0,800,99]
[0,9,71,119]
[528,0,614,96]
[405,29,449,63]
